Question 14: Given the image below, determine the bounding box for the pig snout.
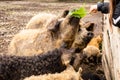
[84,32,94,43]
[87,32,94,38]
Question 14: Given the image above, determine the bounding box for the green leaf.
[69,7,87,18]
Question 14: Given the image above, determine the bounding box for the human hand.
[89,5,98,14]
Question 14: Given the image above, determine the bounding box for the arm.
[89,2,109,14]
[98,1,120,28]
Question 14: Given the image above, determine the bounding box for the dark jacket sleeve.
[97,2,109,14]
[97,1,120,28]
[112,1,120,28]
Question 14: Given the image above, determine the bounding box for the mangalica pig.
[26,13,57,29]
[8,14,80,56]
[23,65,83,80]
[82,34,103,61]
[71,22,94,52]
[69,23,94,71]
[0,48,75,80]
[83,35,102,63]
[26,10,69,29]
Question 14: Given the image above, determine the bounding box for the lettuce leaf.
[70,7,87,18]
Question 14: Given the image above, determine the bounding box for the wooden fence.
[102,2,120,80]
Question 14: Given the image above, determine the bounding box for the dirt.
[0,1,105,80]
[0,1,93,54]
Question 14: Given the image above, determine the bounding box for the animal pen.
[102,0,120,80]
[0,0,120,80]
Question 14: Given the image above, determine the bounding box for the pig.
[23,65,83,80]
[83,35,103,58]
[26,12,58,29]
[82,35,103,63]
[71,22,94,52]
[26,10,94,53]
[26,10,69,29]
[8,14,80,56]
[0,48,75,80]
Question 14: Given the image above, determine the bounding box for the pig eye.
[86,23,94,31]
[77,25,81,32]
[78,27,81,32]
[54,20,62,30]
[48,20,62,32]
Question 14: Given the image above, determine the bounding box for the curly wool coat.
[0,49,68,80]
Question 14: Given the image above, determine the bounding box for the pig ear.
[80,21,94,31]
[48,21,61,32]
[86,23,94,31]
[60,10,69,18]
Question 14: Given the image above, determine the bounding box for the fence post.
[102,2,120,79]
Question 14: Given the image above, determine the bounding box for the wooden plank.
[102,13,120,80]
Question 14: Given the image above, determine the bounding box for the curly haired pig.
[26,10,69,29]
[26,12,57,29]
[8,14,80,56]
[83,35,103,58]
[0,48,74,80]
[82,35,103,63]
[23,65,83,80]
[71,22,94,52]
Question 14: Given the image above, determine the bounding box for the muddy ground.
[0,1,105,80]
